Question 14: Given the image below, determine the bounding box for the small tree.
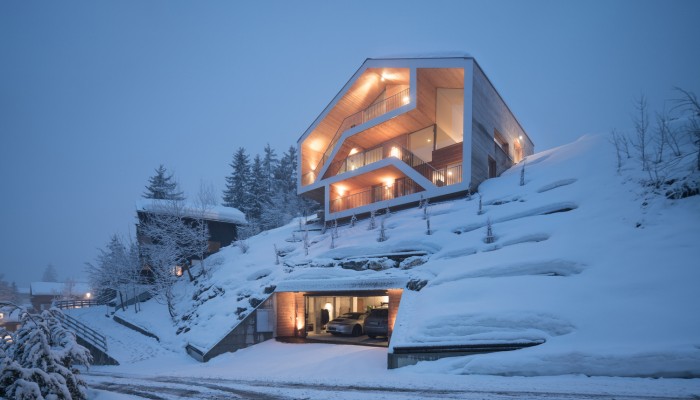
[349,213,357,228]
[378,218,387,242]
[303,229,310,256]
[368,210,377,230]
[477,193,484,215]
[485,218,495,244]
[520,161,526,186]
[143,164,184,200]
[331,219,339,239]
[426,212,432,235]
[632,95,651,172]
[423,199,430,220]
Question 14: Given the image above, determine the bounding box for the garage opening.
[275,289,402,348]
[305,292,389,346]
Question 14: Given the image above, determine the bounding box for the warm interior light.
[348,147,359,156]
[0,313,4,319]
[427,138,432,142]
[390,146,400,158]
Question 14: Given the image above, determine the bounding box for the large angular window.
[435,88,464,150]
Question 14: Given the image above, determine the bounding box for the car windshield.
[370,309,388,317]
[338,313,364,320]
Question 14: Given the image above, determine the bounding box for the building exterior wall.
[387,289,403,338]
[470,63,534,187]
[275,292,305,337]
[298,57,531,219]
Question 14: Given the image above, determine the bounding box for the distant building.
[29,281,92,312]
[136,200,247,263]
[298,56,534,219]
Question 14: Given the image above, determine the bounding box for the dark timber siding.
[470,64,533,188]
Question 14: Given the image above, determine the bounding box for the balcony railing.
[330,177,421,213]
[305,88,411,186]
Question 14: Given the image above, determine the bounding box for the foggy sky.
[1,0,698,287]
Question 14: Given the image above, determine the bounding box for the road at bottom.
[84,372,694,400]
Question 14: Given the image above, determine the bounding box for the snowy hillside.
[101,134,699,378]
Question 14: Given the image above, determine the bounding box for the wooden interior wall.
[430,142,463,170]
[275,292,295,337]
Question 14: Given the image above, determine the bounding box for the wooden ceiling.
[301,67,464,180]
[332,68,465,154]
[331,165,407,194]
[301,68,410,174]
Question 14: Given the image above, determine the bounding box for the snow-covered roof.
[367,51,473,60]
[275,277,407,293]
[136,199,247,225]
[29,282,91,296]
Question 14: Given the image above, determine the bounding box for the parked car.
[363,308,388,338]
[326,312,367,336]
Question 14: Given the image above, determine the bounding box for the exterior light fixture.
[519,135,523,140]
[385,179,394,188]
[402,96,410,104]
[447,171,453,176]
[390,146,400,158]
[85,292,91,299]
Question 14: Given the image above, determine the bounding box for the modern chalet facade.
[298,56,534,219]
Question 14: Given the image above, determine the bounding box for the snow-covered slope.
[106,134,699,378]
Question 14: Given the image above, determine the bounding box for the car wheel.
[352,325,362,337]
[368,334,376,339]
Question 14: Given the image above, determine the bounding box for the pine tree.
[222,147,251,213]
[42,264,58,282]
[248,154,269,222]
[262,143,279,197]
[0,309,91,400]
[143,165,184,200]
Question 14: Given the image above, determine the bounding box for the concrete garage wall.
[388,342,543,369]
[187,296,275,362]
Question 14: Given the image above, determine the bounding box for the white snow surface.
[136,199,246,224]
[79,134,699,382]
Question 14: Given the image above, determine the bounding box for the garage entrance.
[274,287,403,348]
[304,291,389,346]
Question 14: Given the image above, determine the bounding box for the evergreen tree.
[0,309,91,400]
[143,165,184,200]
[248,154,269,222]
[222,147,251,214]
[42,264,58,282]
[262,143,279,197]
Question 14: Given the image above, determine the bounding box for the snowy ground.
[85,340,700,399]
[67,134,700,397]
